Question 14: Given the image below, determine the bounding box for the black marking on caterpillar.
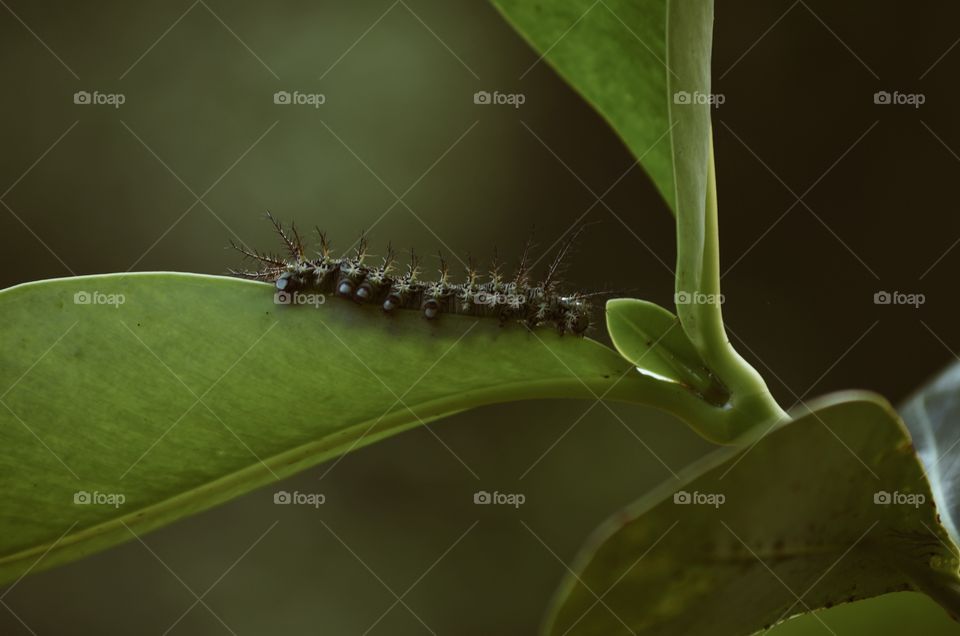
[230,213,593,335]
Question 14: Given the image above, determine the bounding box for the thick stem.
[690,137,788,436]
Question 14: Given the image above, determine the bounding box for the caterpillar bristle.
[407,249,421,281]
[231,215,594,335]
[290,222,304,260]
[488,248,503,289]
[229,239,287,268]
[355,235,368,263]
[314,227,331,258]
[437,251,449,284]
[542,223,590,292]
[266,210,304,260]
[514,230,535,287]
[464,255,479,287]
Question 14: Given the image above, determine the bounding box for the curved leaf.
[0,272,721,585]
[605,298,725,405]
[546,393,960,635]
[901,361,960,548]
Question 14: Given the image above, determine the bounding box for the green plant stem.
[685,139,788,437]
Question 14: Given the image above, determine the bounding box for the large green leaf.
[0,272,725,585]
[545,393,960,635]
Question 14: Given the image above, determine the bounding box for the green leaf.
[545,393,960,635]
[605,298,779,443]
[490,0,675,209]
[0,272,724,585]
[901,361,960,548]
[605,298,725,405]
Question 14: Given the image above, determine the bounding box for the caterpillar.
[230,213,593,335]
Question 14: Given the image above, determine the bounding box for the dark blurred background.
[2,0,960,634]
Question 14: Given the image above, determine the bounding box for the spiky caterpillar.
[230,213,592,335]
